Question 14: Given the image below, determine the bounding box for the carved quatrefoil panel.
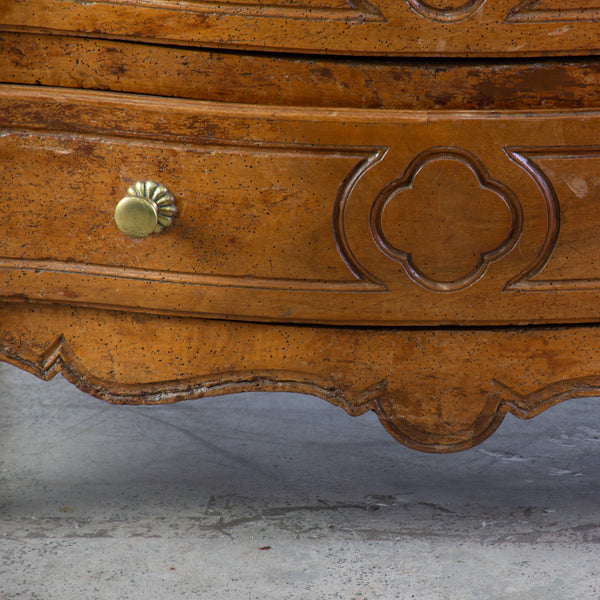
[369,148,523,292]
[406,0,486,22]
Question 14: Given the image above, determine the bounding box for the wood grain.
[1,0,600,56]
[2,302,600,453]
[2,3,600,454]
[4,33,600,110]
[5,85,600,325]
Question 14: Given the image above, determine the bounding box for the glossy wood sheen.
[1,0,600,56]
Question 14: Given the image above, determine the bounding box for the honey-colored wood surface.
[3,6,600,455]
[1,0,600,57]
[2,302,600,453]
[4,33,600,111]
[5,85,600,325]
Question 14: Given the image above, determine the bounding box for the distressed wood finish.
[4,33,600,111]
[1,0,600,56]
[2,303,600,453]
[5,86,600,325]
[2,6,600,452]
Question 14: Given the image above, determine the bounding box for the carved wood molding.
[2,305,600,453]
[9,87,600,325]
[406,0,485,22]
[505,146,561,291]
[3,0,600,55]
[378,376,600,452]
[507,0,600,22]
[0,333,386,415]
[79,0,386,22]
[0,127,385,293]
[370,147,523,292]
[506,145,600,292]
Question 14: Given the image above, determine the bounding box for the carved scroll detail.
[406,0,485,22]
[370,147,523,292]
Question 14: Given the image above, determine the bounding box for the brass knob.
[115,181,177,238]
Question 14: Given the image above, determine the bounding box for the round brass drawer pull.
[115,181,177,238]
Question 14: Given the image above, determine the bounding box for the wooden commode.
[2,1,600,452]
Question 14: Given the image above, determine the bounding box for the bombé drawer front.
[4,85,600,326]
[1,0,600,57]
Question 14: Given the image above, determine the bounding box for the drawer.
[5,84,600,326]
[1,0,600,57]
[4,33,600,112]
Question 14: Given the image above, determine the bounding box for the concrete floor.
[0,361,599,599]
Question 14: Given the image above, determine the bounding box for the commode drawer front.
[5,85,600,326]
[1,0,599,57]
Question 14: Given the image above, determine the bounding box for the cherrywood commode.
[2,1,600,452]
